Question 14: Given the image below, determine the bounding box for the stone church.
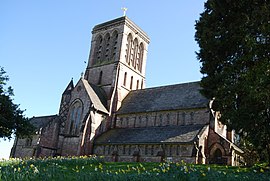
[10,16,244,165]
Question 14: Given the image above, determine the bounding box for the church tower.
[84,16,150,113]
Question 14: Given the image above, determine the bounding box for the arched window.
[130,41,135,67]
[123,72,127,86]
[132,38,139,69]
[126,34,133,64]
[138,43,144,72]
[95,35,103,64]
[103,33,111,61]
[141,79,144,89]
[136,80,139,89]
[130,76,133,90]
[68,100,83,135]
[111,30,118,60]
[98,71,103,85]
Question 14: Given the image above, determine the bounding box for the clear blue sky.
[0,0,206,159]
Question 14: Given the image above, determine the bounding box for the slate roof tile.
[94,124,207,144]
[117,81,208,114]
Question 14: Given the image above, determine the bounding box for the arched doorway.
[210,148,227,165]
[214,149,222,163]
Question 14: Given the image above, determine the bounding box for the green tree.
[195,0,270,162]
[0,67,34,139]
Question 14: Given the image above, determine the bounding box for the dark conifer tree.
[195,0,270,162]
[0,67,34,139]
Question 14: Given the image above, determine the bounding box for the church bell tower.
[84,16,150,112]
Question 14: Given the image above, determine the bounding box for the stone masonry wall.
[61,137,81,156]
[39,120,59,151]
[93,143,196,163]
[12,135,39,158]
[115,108,209,128]
[61,79,92,156]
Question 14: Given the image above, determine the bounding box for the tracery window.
[68,100,83,135]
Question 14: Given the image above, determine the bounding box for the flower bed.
[0,156,269,180]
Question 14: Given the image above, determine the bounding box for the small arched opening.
[210,148,227,165]
[98,71,103,85]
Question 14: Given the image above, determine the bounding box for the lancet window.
[138,43,144,72]
[125,34,144,73]
[68,100,83,135]
[98,71,103,85]
[95,35,103,64]
[132,38,139,69]
[130,76,133,90]
[104,33,111,61]
[126,33,133,65]
[111,31,119,60]
[123,72,127,86]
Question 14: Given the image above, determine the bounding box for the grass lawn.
[0,156,269,180]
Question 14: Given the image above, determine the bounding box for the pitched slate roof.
[29,115,58,129]
[81,79,108,114]
[94,124,207,144]
[117,81,208,115]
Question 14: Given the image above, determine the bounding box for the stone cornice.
[92,16,150,44]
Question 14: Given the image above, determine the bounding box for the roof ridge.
[112,124,206,130]
[130,81,201,93]
[81,79,109,114]
[30,114,58,119]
